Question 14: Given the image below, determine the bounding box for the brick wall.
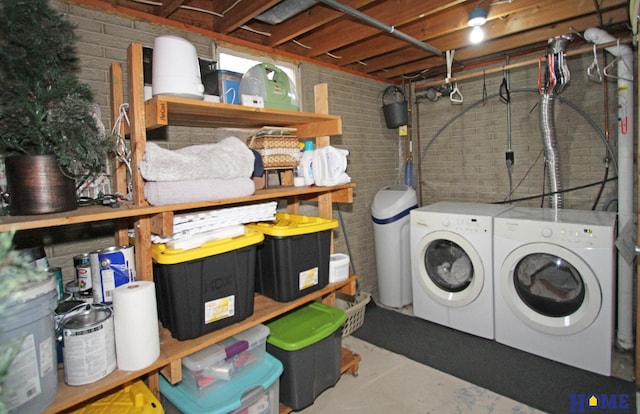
[32,1,625,303]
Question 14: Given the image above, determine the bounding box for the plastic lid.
[246,213,338,237]
[303,141,315,151]
[371,185,418,219]
[151,228,264,264]
[5,276,57,304]
[182,324,270,372]
[160,353,283,414]
[266,302,346,351]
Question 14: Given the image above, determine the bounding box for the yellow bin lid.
[151,228,264,265]
[246,213,338,237]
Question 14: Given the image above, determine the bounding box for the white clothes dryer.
[410,202,512,339]
[493,207,616,375]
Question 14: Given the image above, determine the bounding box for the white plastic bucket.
[152,35,204,99]
[0,277,58,413]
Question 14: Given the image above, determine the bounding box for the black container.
[266,302,346,411]
[151,231,263,340]
[247,214,338,302]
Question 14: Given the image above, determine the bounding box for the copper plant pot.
[5,154,77,215]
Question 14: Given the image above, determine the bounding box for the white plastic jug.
[312,146,351,186]
[152,35,204,99]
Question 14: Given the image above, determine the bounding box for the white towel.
[139,136,254,181]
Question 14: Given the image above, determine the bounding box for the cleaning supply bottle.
[300,140,315,186]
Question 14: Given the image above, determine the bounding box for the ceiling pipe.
[317,0,442,56]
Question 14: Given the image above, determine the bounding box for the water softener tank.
[371,185,418,308]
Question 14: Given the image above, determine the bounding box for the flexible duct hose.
[539,93,563,208]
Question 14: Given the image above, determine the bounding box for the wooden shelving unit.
[0,42,359,412]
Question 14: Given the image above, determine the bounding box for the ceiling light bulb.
[468,7,488,27]
[470,25,485,44]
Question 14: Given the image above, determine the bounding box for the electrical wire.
[421,88,618,172]
[493,176,618,205]
[419,88,618,206]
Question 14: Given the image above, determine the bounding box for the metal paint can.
[18,246,49,270]
[90,246,136,304]
[47,267,64,300]
[61,305,116,386]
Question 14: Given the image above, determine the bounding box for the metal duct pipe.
[584,27,635,351]
[317,0,442,56]
[539,93,563,208]
[255,0,318,25]
[538,35,571,209]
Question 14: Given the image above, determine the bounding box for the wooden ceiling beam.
[322,0,627,68]
[215,0,280,34]
[157,0,185,18]
[374,6,628,82]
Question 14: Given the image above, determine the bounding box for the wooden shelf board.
[44,276,357,413]
[0,184,354,232]
[146,96,342,138]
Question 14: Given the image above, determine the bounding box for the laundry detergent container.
[371,185,418,308]
[247,213,338,302]
[266,302,346,410]
[151,229,264,340]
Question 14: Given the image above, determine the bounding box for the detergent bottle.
[300,140,315,186]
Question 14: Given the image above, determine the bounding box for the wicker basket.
[335,291,371,338]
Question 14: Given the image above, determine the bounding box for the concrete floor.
[299,304,636,414]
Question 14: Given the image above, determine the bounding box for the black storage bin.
[151,230,263,340]
[247,213,338,302]
[266,302,346,410]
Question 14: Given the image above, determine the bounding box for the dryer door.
[415,231,484,307]
[499,242,602,335]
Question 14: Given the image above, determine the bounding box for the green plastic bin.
[266,302,346,410]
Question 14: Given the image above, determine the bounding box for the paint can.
[0,276,58,413]
[74,253,93,302]
[90,246,136,304]
[18,245,49,269]
[54,300,87,367]
[60,304,116,386]
[47,267,64,300]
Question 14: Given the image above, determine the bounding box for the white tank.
[152,35,204,99]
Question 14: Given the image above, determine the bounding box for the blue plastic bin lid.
[160,353,283,414]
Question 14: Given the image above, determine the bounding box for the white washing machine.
[410,202,512,339]
[493,207,616,375]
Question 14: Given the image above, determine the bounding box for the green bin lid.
[266,302,346,351]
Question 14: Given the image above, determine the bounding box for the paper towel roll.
[112,281,160,371]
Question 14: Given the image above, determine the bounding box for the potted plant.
[0,0,114,215]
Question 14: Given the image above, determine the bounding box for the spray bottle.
[300,140,315,186]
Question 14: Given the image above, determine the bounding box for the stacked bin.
[247,213,338,302]
[160,324,283,414]
[151,229,264,340]
[266,302,346,410]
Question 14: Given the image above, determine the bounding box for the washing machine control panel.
[497,219,612,248]
[440,216,490,233]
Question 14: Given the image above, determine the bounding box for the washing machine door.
[499,242,601,335]
[415,231,484,307]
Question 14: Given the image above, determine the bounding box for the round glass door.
[425,239,473,292]
[415,231,484,307]
[500,243,601,335]
[513,253,585,317]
